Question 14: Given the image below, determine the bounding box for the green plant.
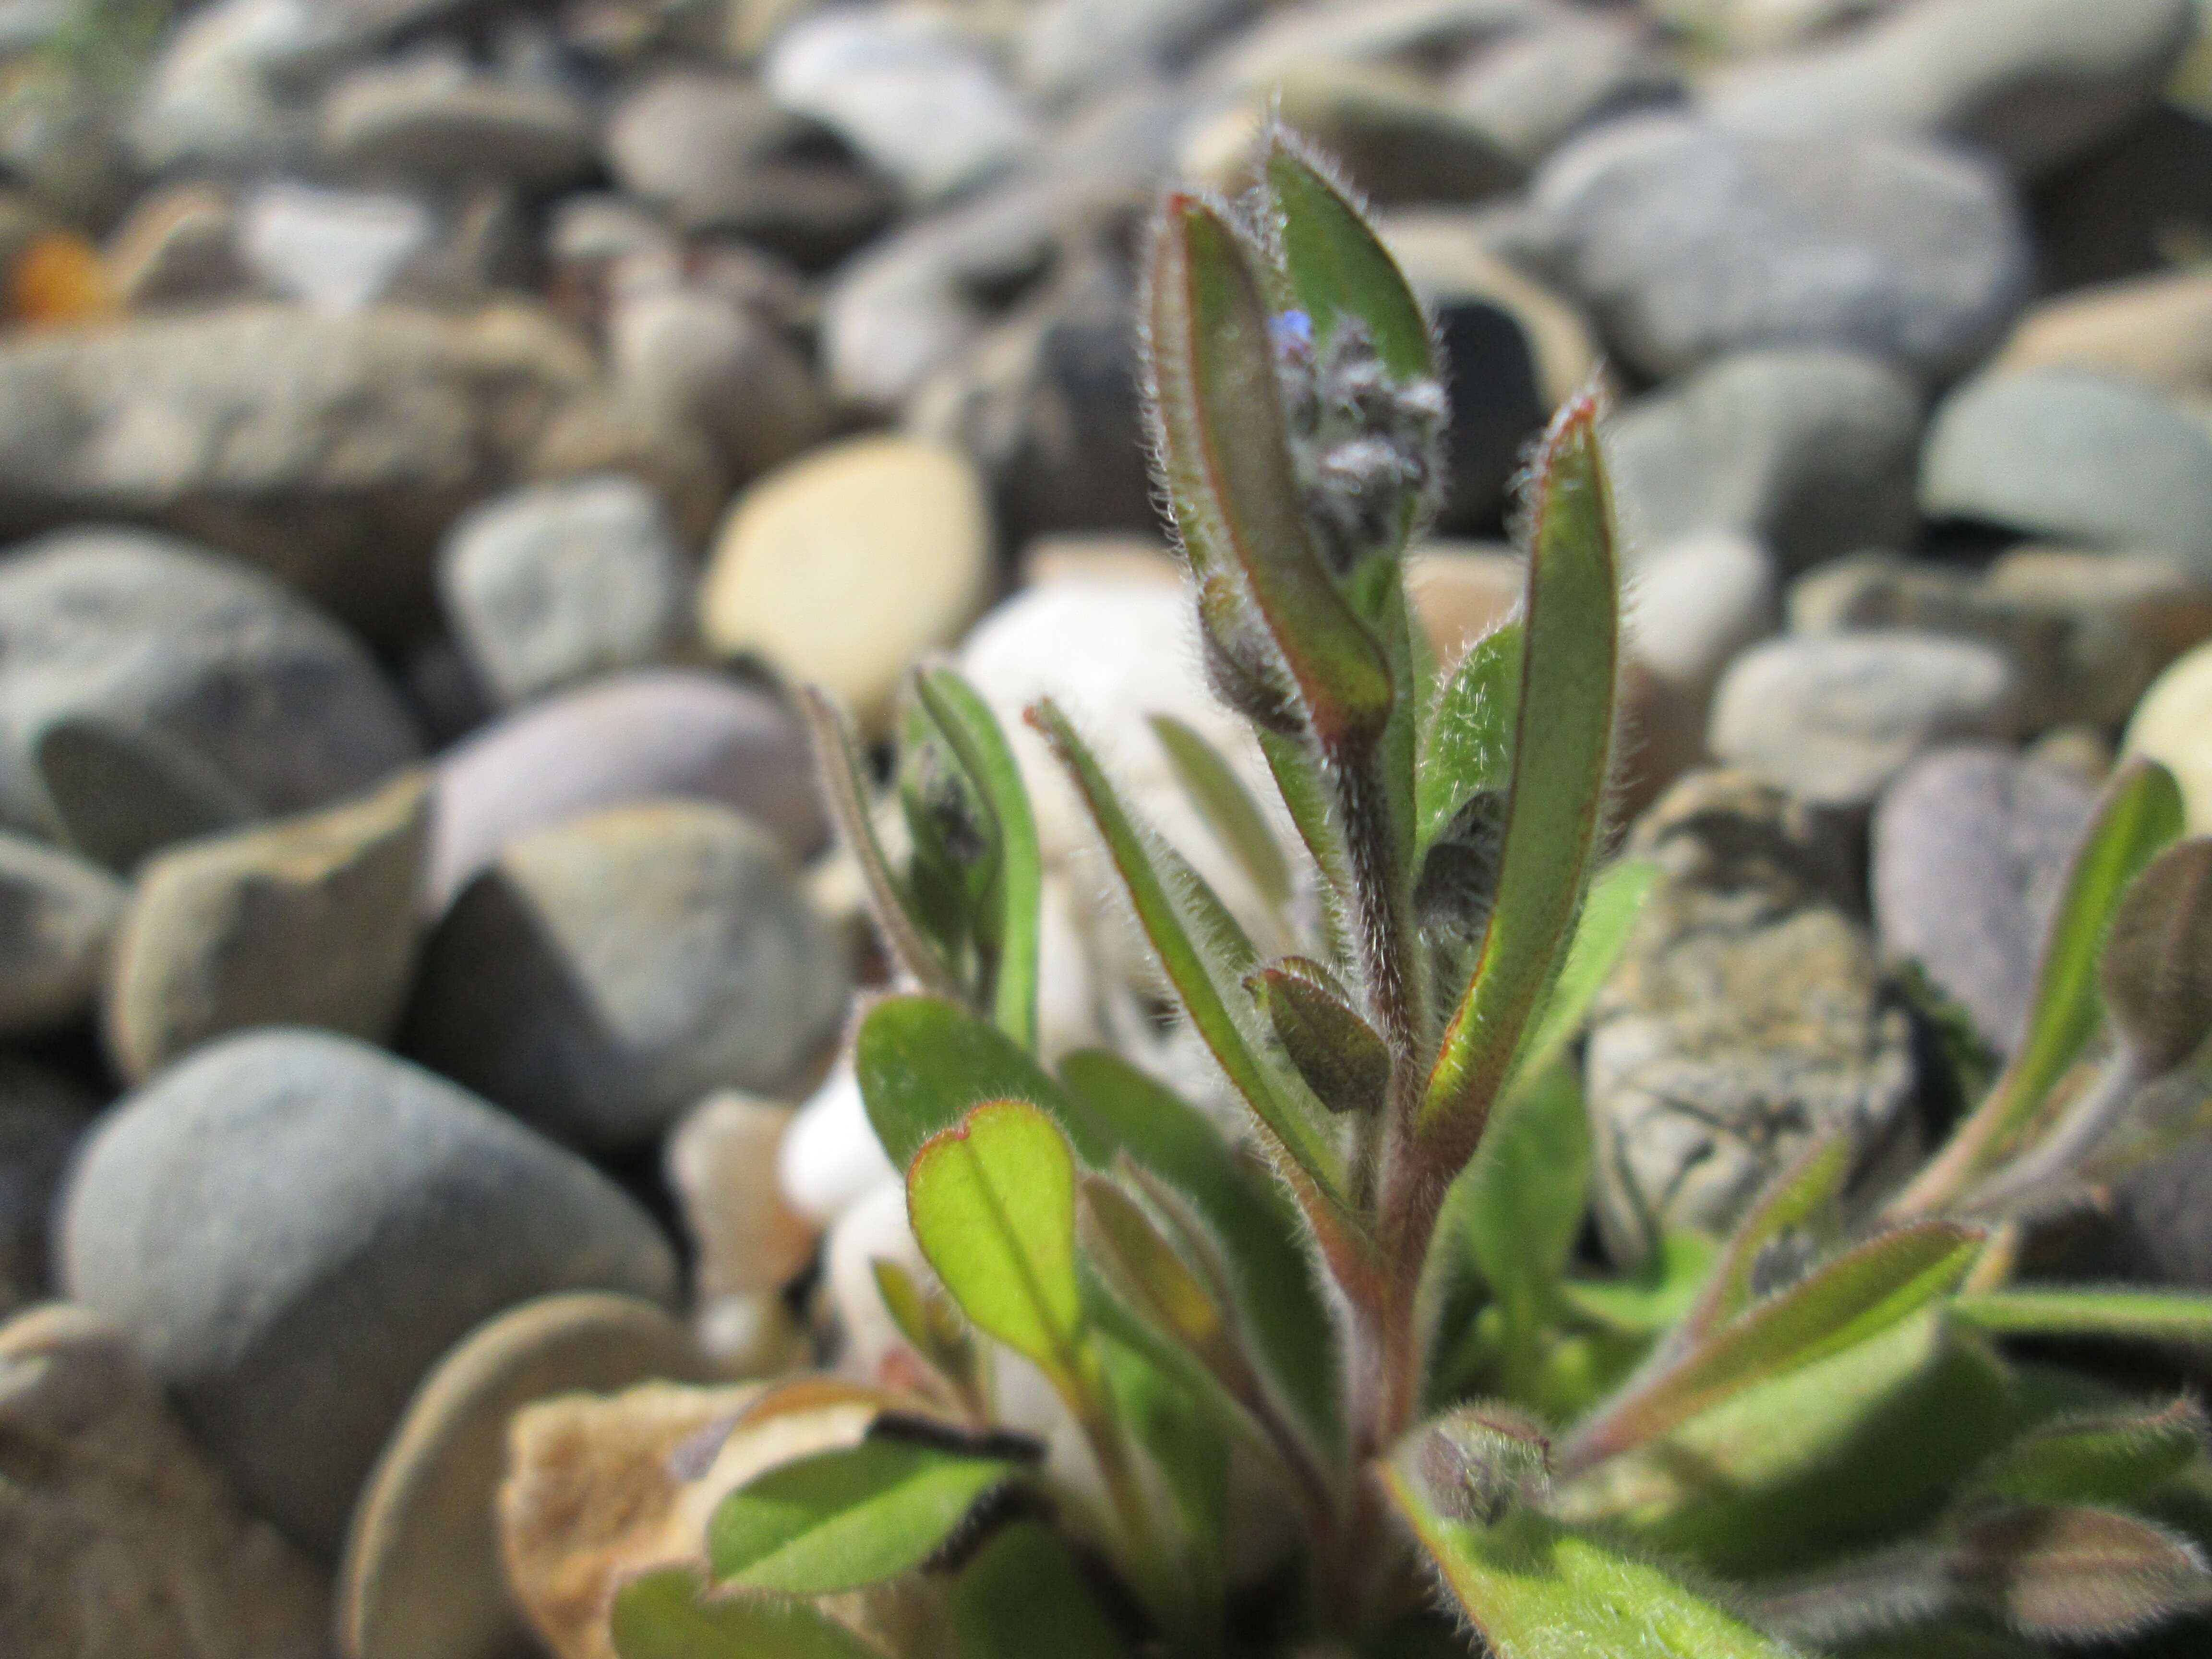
[616,135,2212,1659]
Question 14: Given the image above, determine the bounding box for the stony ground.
[3,1,2212,1657]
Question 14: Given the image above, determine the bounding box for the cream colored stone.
[667,1091,817,1299]
[1407,541,1523,665]
[1993,268,2212,401]
[2127,639,2212,834]
[339,1293,715,1659]
[700,435,992,736]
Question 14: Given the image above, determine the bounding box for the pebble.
[1708,632,2021,808]
[1587,769,1916,1262]
[105,182,253,310]
[1019,0,1246,104]
[1532,115,2028,383]
[439,475,696,709]
[0,528,420,870]
[499,1382,872,1659]
[2126,640,2212,835]
[1604,349,1923,574]
[1991,268,2212,401]
[699,435,993,739]
[102,773,431,1086]
[0,304,599,640]
[56,1028,678,1553]
[0,1303,331,1659]
[320,50,597,189]
[127,0,349,176]
[1919,368,2212,578]
[0,831,124,1037]
[0,1058,96,1316]
[1790,547,2212,731]
[404,800,848,1149]
[339,1293,716,1659]
[236,180,434,313]
[427,669,825,909]
[1702,0,2196,180]
[668,1091,818,1299]
[776,1060,899,1230]
[1626,530,1780,792]
[1407,542,1525,664]
[1870,745,2098,1058]
[1444,10,1683,163]
[764,7,1035,204]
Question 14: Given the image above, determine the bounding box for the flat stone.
[699,436,992,738]
[0,528,420,869]
[1871,745,2098,1057]
[669,1092,817,1299]
[439,475,696,709]
[1991,268,2212,400]
[0,1303,331,1659]
[1445,9,1683,162]
[236,181,434,315]
[57,1029,678,1552]
[2127,640,2212,835]
[0,831,123,1037]
[0,305,599,640]
[103,773,431,1085]
[1920,368,2212,577]
[427,669,823,909]
[1703,0,2196,180]
[1018,0,1244,103]
[777,1061,899,1230]
[1533,115,2028,382]
[321,51,596,188]
[1587,769,1915,1262]
[405,800,848,1149]
[0,1058,96,1316]
[1200,0,1560,93]
[1605,349,1923,574]
[1708,632,2021,807]
[339,1293,715,1659]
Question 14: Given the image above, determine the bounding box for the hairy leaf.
[951,1522,1130,1659]
[1249,958,1392,1116]
[1953,1504,2212,1641]
[1684,1134,1855,1346]
[1417,618,1520,855]
[2101,837,2212,1076]
[1149,712,1294,919]
[1968,1400,2208,1509]
[1949,1287,2212,1346]
[908,1099,1089,1393]
[707,1438,1018,1594]
[611,1566,883,1659]
[1262,131,1434,383]
[1082,1175,1237,1370]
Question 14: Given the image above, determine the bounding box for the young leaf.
[1420,391,1619,1170]
[1562,1222,1982,1472]
[1143,191,1392,749]
[1456,1060,1589,1390]
[798,687,961,1002]
[1949,1287,2212,1346]
[1261,130,1435,385]
[1248,957,1392,1116]
[950,1522,1130,1659]
[872,1260,982,1414]
[1951,1504,2212,1641]
[1680,1134,1854,1346]
[2100,837,2212,1076]
[1417,618,1521,855]
[1149,711,1295,920]
[706,1437,1020,1595]
[914,667,1046,1051]
[1899,758,2185,1210]
[612,1566,884,1659]
[1383,1468,1804,1659]
[908,1099,1090,1395]
[1967,1400,2208,1509]
[1082,1175,1239,1374]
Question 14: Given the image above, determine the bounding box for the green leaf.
[1082,1175,1238,1371]
[1902,758,2184,1208]
[1417,618,1520,854]
[1458,1060,1589,1390]
[914,667,1046,1052]
[1149,712,1294,920]
[797,688,961,1002]
[951,1522,1130,1659]
[908,1099,1089,1394]
[1031,701,1373,1292]
[1969,1400,2208,1509]
[707,1437,1019,1595]
[1512,855,1658,1089]
[612,1567,883,1659]
[1262,130,1435,383]
[872,1260,981,1410]
[1950,1287,2212,1346]
[1144,192,1391,748]
[1683,1134,1855,1346]
[1951,1503,2212,1642]
[2101,837,2212,1076]
[1423,393,1620,1165]
[1383,1473,1804,1659]
[1563,1222,1983,1471]
[1248,957,1392,1116]
[856,995,1114,1173]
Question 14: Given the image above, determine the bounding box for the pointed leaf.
[1262,131,1434,383]
[951,1522,1130,1659]
[914,667,1046,1051]
[1949,1287,2212,1346]
[612,1567,884,1659]
[872,1260,980,1408]
[1144,192,1391,746]
[707,1438,1020,1594]
[1511,855,1658,1089]
[2101,837,2212,1076]
[1953,1504,2212,1641]
[1968,1400,2208,1509]
[1249,958,1391,1115]
[1683,1134,1855,1346]
[1082,1175,1237,1370]
[1384,1469,1804,1659]
[1149,712,1294,918]
[909,1099,1089,1392]
[1422,392,1619,1163]
[1417,617,1520,854]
